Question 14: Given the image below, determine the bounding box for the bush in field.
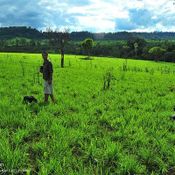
[103,68,116,90]
[148,47,166,61]
[82,38,93,59]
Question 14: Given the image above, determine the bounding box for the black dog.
[171,115,175,121]
[23,96,38,104]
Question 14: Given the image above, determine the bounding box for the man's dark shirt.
[42,60,53,81]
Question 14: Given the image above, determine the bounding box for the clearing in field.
[0,53,175,174]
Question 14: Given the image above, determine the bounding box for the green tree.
[0,40,5,48]
[82,38,93,59]
[127,38,147,57]
[148,47,166,61]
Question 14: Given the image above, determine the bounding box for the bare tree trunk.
[88,49,90,59]
[155,56,158,62]
[61,49,64,68]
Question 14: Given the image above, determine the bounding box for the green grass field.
[0,53,175,175]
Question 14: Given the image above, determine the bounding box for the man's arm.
[40,66,43,73]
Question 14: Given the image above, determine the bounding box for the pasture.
[0,53,175,174]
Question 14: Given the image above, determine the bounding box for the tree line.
[1,26,175,40]
[0,26,175,63]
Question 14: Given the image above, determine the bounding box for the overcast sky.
[0,0,175,32]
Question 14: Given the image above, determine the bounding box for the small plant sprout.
[103,68,116,90]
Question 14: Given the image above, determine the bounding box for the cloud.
[0,0,175,32]
[115,0,175,32]
[115,19,137,31]
[115,9,157,31]
[0,0,46,28]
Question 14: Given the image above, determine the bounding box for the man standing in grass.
[40,51,55,103]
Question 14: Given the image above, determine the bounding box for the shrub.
[148,47,166,61]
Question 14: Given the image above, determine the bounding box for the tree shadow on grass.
[79,57,94,60]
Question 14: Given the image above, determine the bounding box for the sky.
[0,0,175,32]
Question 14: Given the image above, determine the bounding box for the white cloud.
[75,15,115,32]
[67,0,129,32]
[0,0,175,32]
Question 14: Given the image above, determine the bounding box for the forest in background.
[0,26,175,62]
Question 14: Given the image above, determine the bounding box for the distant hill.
[1,26,175,40]
[0,26,43,39]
